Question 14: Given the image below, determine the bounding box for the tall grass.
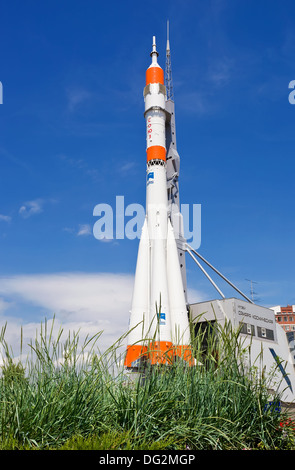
[0,317,288,450]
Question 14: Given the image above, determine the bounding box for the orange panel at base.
[148,341,173,365]
[147,145,166,162]
[124,344,148,367]
[174,345,195,366]
[146,66,164,85]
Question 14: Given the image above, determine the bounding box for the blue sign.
[147,172,154,185]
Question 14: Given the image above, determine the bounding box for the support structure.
[186,243,253,304]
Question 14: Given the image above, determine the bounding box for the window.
[278,316,282,322]
[257,326,274,341]
[239,322,255,336]
[284,316,288,322]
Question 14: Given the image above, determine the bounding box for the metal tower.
[164,21,188,303]
[165,20,174,101]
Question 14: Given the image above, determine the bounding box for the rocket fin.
[125,218,150,368]
[167,219,193,364]
[148,210,173,365]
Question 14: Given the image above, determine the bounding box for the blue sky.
[0,0,294,353]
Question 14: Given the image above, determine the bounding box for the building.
[271,305,295,366]
[190,298,295,402]
[271,305,295,333]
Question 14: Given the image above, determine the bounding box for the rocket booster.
[125,37,193,368]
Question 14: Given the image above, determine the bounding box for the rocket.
[124,37,193,368]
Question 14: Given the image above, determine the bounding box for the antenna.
[165,20,174,101]
[245,279,260,303]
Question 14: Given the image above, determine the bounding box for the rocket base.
[148,341,173,365]
[124,342,195,369]
[124,344,148,368]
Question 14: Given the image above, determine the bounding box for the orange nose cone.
[146,66,164,86]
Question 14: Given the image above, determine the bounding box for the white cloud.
[65,223,114,241]
[19,199,44,218]
[187,287,210,305]
[58,154,100,182]
[0,297,10,314]
[208,57,233,87]
[77,224,92,236]
[119,161,137,175]
[0,272,134,358]
[0,214,11,223]
[18,198,58,219]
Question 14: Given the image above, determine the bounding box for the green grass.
[0,317,291,450]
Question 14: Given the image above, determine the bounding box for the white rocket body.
[125,38,192,368]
